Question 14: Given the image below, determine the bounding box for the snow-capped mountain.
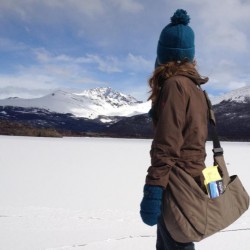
[1,86,250,140]
[211,86,250,105]
[0,87,151,120]
[76,87,139,107]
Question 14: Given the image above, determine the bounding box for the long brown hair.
[148,60,206,104]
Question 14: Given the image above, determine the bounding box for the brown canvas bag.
[162,91,250,243]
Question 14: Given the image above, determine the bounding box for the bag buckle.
[213,147,224,155]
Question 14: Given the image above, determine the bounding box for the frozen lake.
[0,136,249,249]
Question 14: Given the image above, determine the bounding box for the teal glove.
[140,185,163,226]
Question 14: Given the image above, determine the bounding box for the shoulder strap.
[203,91,223,156]
[203,90,230,184]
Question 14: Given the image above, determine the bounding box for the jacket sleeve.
[146,78,188,188]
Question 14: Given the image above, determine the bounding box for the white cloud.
[83,54,122,73]
[206,26,248,52]
[0,46,153,99]
[0,37,27,52]
[0,69,107,99]
[0,47,126,98]
[0,86,51,99]
[34,48,52,63]
[33,48,152,74]
[110,0,144,13]
[0,0,143,24]
[206,77,248,97]
[33,48,118,73]
[204,59,249,92]
[126,53,152,72]
[0,73,57,89]
[0,73,58,99]
[0,0,105,21]
[190,0,250,52]
[1,0,250,98]
[75,77,107,85]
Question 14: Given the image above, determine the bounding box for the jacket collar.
[178,72,208,86]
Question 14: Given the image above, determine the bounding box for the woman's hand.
[140,185,163,226]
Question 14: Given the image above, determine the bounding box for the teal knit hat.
[155,9,195,68]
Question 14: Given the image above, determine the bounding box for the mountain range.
[0,87,150,122]
[0,86,250,140]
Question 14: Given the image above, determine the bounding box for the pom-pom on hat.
[155,9,195,68]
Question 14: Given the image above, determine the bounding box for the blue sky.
[1,0,250,101]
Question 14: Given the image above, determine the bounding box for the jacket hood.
[178,71,209,86]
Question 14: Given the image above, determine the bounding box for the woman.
[140,9,209,250]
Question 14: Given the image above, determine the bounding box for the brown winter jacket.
[146,74,209,188]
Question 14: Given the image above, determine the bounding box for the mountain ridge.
[211,86,250,105]
[0,87,151,121]
[0,86,250,140]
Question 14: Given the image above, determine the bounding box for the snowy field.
[0,136,249,250]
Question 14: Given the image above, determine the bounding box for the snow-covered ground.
[0,136,249,250]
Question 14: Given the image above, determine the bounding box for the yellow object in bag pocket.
[202,166,224,198]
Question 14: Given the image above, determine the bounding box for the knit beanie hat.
[155,9,195,68]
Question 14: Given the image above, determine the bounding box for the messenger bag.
[162,90,249,243]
